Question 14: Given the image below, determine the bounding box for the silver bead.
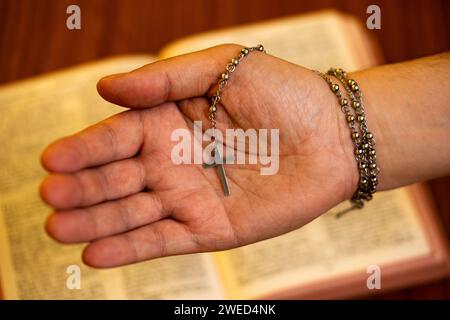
[366,132,374,139]
[355,148,363,155]
[257,44,265,51]
[221,73,229,80]
[241,48,249,56]
[357,115,365,122]
[352,101,361,108]
[351,132,360,140]
[362,143,369,149]
[369,149,376,156]
[347,115,355,122]
[331,84,339,92]
[370,163,377,169]
[351,84,360,92]
[231,58,239,65]
[209,106,217,113]
[340,98,348,106]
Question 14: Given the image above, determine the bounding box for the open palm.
[41,44,357,268]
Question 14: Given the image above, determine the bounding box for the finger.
[41,110,144,172]
[82,219,200,268]
[40,157,146,209]
[46,192,166,243]
[96,44,246,109]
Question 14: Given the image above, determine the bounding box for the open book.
[1,10,449,299]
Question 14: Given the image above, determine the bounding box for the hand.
[40,44,358,268]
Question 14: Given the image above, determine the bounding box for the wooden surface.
[0,0,449,299]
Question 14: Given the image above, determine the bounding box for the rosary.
[203,45,266,197]
[203,44,378,213]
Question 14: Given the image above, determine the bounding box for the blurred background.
[1,0,449,83]
[0,0,449,299]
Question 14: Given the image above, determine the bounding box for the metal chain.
[315,68,380,216]
[208,45,266,133]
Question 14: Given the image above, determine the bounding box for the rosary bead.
[354,148,363,155]
[331,84,339,92]
[340,98,348,106]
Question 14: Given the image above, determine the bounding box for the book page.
[159,10,379,71]
[215,188,431,299]
[0,56,224,299]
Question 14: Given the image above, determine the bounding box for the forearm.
[350,52,450,191]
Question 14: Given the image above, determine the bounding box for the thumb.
[97,44,244,109]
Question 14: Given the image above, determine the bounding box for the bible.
[1,10,449,299]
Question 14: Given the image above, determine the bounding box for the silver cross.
[203,145,233,196]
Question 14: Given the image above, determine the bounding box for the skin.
[39,44,450,268]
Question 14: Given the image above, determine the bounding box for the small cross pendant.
[203,145,233,196]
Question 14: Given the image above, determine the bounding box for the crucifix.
[203,144,233,196]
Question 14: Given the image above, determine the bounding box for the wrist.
[314,69,382,203]
[310,70,361,202]
[347,71,388,191]
[350,58,450,191]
